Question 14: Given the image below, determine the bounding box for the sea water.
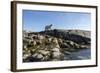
[64,49,91,60]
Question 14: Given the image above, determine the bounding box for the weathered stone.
[64,51,71,55]
[58,38,63,44]
[42,55,49,61]
[32,53,38,57]
[60,42,69,48]
[70,41,74,45]
[32,35,38,39]
[52,38,58,44]
[33,41,37,46]
[38,35,45,40]
[23,29,91,62]
[38,50,50,55]
[52,51,61,58]
[48,37,52,42]
[52,59,58,61]
[36,54,43,59]
[52,48,60,52]
[55,44,60,48]
[36,40,42,45]
[23,54,31,60]
[74,43,80,48]
[24,45,27,49]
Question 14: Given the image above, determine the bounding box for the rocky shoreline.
[23,29,91,62]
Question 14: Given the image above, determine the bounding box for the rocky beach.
[23,29,91,62]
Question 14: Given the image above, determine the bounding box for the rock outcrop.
[23,29,91,62]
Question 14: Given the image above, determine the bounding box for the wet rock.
[64,51,71,55]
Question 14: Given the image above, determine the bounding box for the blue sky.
[23,10,91,32]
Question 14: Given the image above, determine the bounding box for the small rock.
[42,55,49,61]
[55,44,60,48]
[58,38,63,44]
[38,35,44,40]
[52,51,61,58]
[36,40,42,45]
[24,45,27,49]
[32,53,38,57]
[32,35,38,39]
[52,38,58,44]
[33,41,37,46]
[70,41,74,45]
[52,59,58,61]
[36,54,43,59]
[60,43,69,48]
[38,50,50,55]
[48,37,52,42]
[52,48,60,52]
[64,51,71,55]
[23,54,31,59]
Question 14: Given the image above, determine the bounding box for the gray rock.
[52,59,58,61]
[32,53,38,57]
[48,37,52,42]
[64,51,71,55]
[58,38,63,44]
[60,42,69,48]
[38,50,50,55]
[36,40,42,45]
[52,38,58,44]
[52,48,60,52]
[38,35,45,40]
[55,44,60,48]
[42,55,49,61]
[23,54,31,60]
[36,54,43,59]
[24,45,27,49]
[52,51,61,58]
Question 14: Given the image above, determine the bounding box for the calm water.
[64,49,91,60]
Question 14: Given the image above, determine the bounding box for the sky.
[23,10,91,32]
